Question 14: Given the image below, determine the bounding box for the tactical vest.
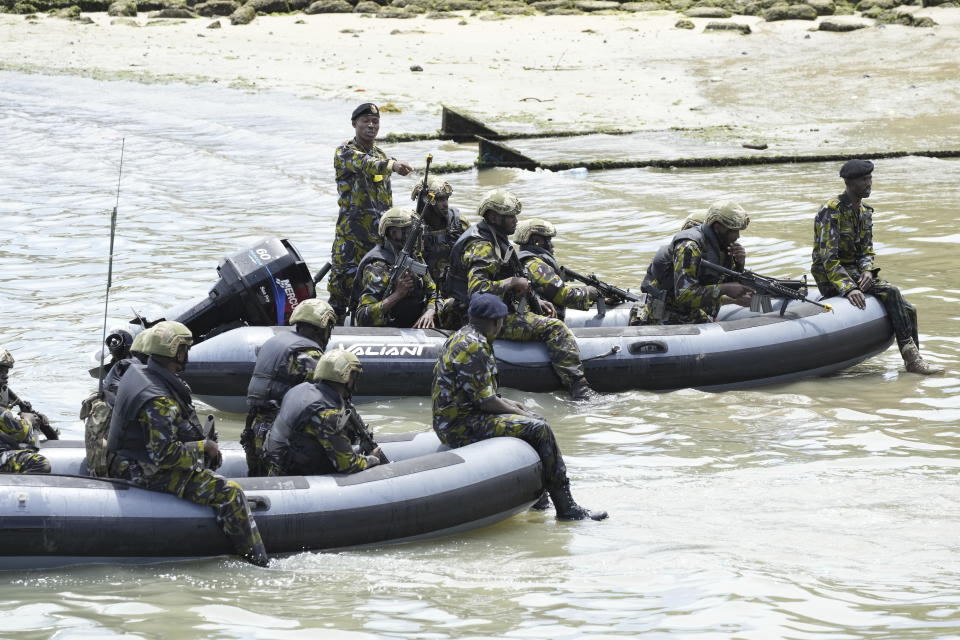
[641,224,725,299]
[107,360,201,465]
[246,330,321,411]
[351,243,429,328]
[102,358,134,408]
[264,381,344,475]
[445,220,520,306]
[422,207,464,283]
[518,245,568,320]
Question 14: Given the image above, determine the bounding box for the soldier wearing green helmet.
[412,175,469,291]
[632,200,755,325]
[445,189,594,400]
[351,207,440,329]
[514,218,599,321]
[0,348,53,475]
[264,349,385,477]
[242,298,336,477]
[107,321,269,567]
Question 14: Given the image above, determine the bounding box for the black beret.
[468,293,508,320]
[839,159,874,180]
[351,103,380,122]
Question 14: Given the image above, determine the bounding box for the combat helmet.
[514,218,556,245]
[138,321,193,358]
[314,349,362,385]
[378,207,418,237]
[477,189,521,218]
[411,176,453,203]
[0,349,14,368]
[130,328,152,355]
[289,299,337,329]
[680,213,703,231]
[703,200,750,231]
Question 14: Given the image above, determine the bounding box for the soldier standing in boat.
[445,189,595,400]
[243,299,336,477]
[264,349,385,477]
[432,293,607,521]
[351,207,440,329]
[327,102,414,324]
[812,159,942,375]
[514,218,599,321]
[0,349,53,474]
[631,200,754,325]
[106,321,269,566]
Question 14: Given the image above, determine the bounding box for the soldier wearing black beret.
[811,160,942,375]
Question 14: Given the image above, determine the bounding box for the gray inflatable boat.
[0,433,543,570]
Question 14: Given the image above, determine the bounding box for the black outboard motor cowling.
[175,238,315,342]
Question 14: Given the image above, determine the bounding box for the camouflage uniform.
[328,138,395,317]
[518,246,595,321]
[0,404,50,474]
[432,325,567,491]
[812,193,919,346]
[460,231,585,387]
[354,251,440,327]
[265,403,372,476]
[422,208,469,288]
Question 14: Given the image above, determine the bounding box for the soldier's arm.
[139,397,206,472]
[0,407,33,444]
[813,207,858,295]
[304,408,372,473]
[525,257,596,311]
[355,262,395,327]
[464,242,512,298]
[291,348,323,383]
[857,209,877,273]
[422,262,440,308]
[335,143,393,179]
[673,240,724,311]
[455,340,499,409]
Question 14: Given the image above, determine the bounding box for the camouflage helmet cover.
[289,298,337,329]
[680,213,703,231]
[703,200,750,231]
[378,207,418,238]
[514,218,556,244]
[139,321,193,358]
[477,189,521,218]
[411,175,453,203]
[0,348,14,368]
[314,348,363,385]
[130,327,152,355]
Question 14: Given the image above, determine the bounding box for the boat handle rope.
[495,344,620,369]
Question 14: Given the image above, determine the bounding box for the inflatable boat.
[91,237,894,413]
[0,433,543,570]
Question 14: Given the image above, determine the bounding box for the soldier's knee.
[34,456,52,474]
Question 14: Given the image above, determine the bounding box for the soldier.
[264,349,384,477]
[0,349,52,474]
[631,200,754,325]
[514,218,599,321]
[412,175,469,289]
[106,321,269,566]
[242,299,336,477]
[351,207,440,329]
[432,293,607,521]
[445,189,594,400]
[812,159,942,375]
[327,102,414,323]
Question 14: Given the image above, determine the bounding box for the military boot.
[530,491,551,510]
[243,541,270,567]
[568,377,594,401]
[549,483,608,521]
[899,339,943,375]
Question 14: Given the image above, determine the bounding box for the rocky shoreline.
[2,0,947,29]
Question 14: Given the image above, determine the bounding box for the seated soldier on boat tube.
[630,200,754,325]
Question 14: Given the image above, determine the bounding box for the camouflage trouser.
[240,410,275,478]
[327,209,381,318]
[818,279,919,347]
[436,412,567,491]
[0,449,51,474]
[115,460,264,560]
[629,300,710,326]
[79,393,111,477]
[499,311,585,387]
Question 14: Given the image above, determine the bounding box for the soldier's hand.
[728,242,746,270]
[539,299,557,318]
[413,308,436,329]
[507,277,530,296]
[393,161,414,176]
[847,288,867,310]
[719,283,753,304]
[204,439,222,470]
[364,454,382,468]
[858,272,875,292]
[585,286,601,302]
[371,446,388,464]
[395,270,415,297]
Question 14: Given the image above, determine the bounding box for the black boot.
[242,541,270,567]
[530,491,551,510]
[549,483,607,521]
[568,377,594,401]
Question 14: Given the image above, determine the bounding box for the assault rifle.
[560,266,645,318]
[699,259,833,316]
[345,406,388,464]
[7,389,59,441]
[384,155,432,298]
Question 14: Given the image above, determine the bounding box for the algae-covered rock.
[52,4,81,16]
[111,15,140,22]
[875,8,936,24]
[818,16,866,27]
[543,5,583,12]
[668,0,693,10]
[107,0,136,14]
[763,1,816,19]
[686,5,731,15]
[921,0,951,5]
[145,16,186,22]
[619,1,663,10]
[149,5,198,15]
[353,0,379,10]
[248,0,288,10]
[228,1,254,21]
[805,0,833,13]
[575,0,617,8]
[206,16,221,24]
[675,17,694,25]
[376,6,414,13]
[855,0,897,10]
[531,0,568,8]
[704,19,750,30]
[435,0,478,8]
[305,0,351,10]
[195,0,239,14]
[12,2,38,11]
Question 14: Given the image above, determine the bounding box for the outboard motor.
[171,238,315,342]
